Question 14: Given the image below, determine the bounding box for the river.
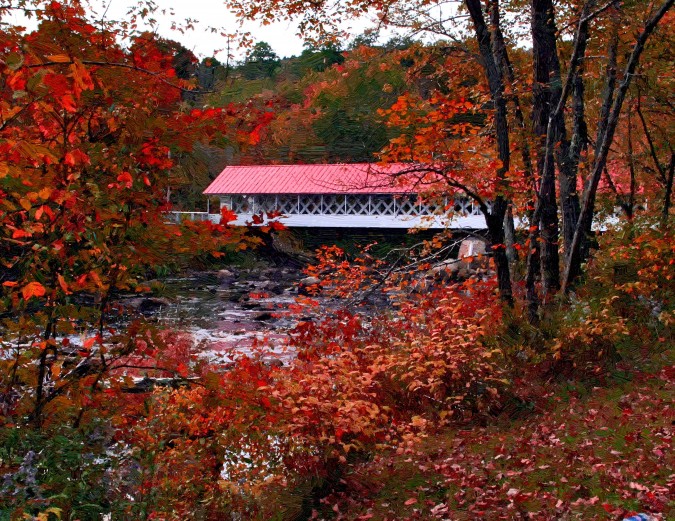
[150,267,313,367]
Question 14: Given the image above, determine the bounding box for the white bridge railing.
[220,194,485,218]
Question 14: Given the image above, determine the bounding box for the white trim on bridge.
[223,212,486,229]
[219,193,487,229]
[167,209,487,229]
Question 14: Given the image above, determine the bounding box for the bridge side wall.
[218,193,487,229]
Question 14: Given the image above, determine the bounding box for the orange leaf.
[12,228,31,239]
[89,271,104,288]
[60,94,77,112]
[57,274,71,294]
[270,221,286,231]
[220,207,237,223]
[47,54,72,63]
[63,152,76,166]
[22,281,46,299]
[117,171,133,187]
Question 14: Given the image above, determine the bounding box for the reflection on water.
[154,270,306,366]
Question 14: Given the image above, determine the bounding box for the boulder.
[253,311,274,321]
[262,356,284,368]
[431,260,460,275]
[458,238,487,259]
[217,269,235,279]
[137,297,171,313]
[458,238,490,270]
[228,291,247,303]
[298,276,322,296]
[269,284,285,295]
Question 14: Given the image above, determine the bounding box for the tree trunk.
[626,111,636,221]
[525,238,541,324]
[488,0,520,269]
[575,12,618,267]
[504,204,518,266]
[465,0,513,305]
[636,93,675,227]
[663,154,675,226]
[525,0,596,318]
[488,199,514,305]
[530,0,563,298]
[594,18,619,162]
[558,53,586,254]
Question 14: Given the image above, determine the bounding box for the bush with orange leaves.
[127,270,509,518]
[551,218,674,379]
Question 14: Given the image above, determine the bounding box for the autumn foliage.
[120,275,507,518]
[1,0,674,520]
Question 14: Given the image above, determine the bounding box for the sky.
[88,0,380,60]
[2,0,382,59]
[3,0,424,60]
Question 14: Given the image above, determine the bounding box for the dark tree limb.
[525,0,620,316]
[464,0,513,305]
[23,60,209,93]
[636,95,669,185]
[662,153,675,226]
[488,0,527,267]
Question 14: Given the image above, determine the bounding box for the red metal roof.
[203,163,419,195]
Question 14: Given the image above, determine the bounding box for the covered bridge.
[201,163,487,229]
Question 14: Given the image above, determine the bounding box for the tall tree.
[240,41,281,79]
[0,0,254,428]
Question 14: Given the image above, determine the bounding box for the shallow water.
[153,270,307,365]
